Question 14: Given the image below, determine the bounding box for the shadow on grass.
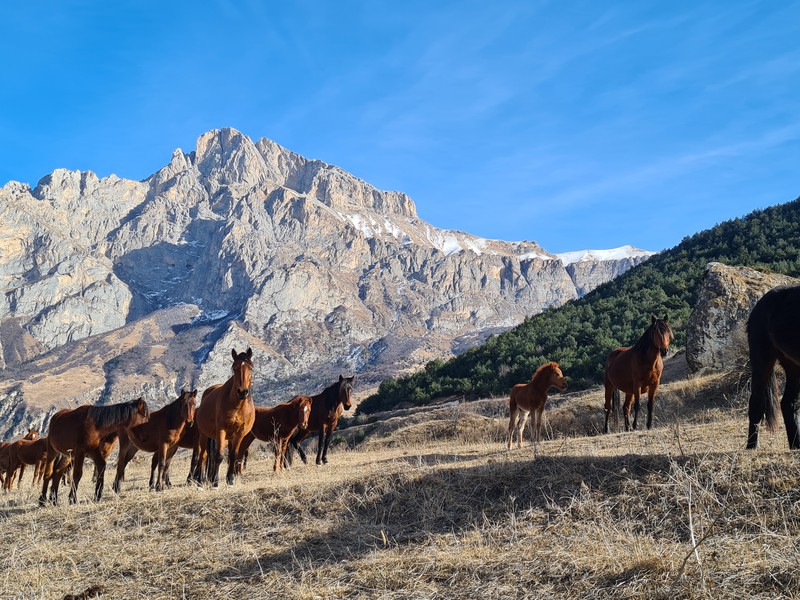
[207,452,687,583]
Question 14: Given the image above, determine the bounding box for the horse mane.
[531,362,558,382]
[88,398,146,430]
[165,395,183,430]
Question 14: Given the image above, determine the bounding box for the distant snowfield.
[340,209,655,263]
[556,245,656,265]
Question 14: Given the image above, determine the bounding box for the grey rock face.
[0,127,652,438]
[686,262,800,374]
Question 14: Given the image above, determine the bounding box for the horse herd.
[0,347,355,507]
[506,285,800,456]
[1,285,798,508]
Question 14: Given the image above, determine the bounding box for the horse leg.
[163,444,178,487]
[16,464,25,489]
[292,429,311,465]
[646,383,659,430]
[747,336,779,449]
[155,444,169,491]
[516,411,529,450]
[780,362,800,449]
[631,389,642,430]
[113,443,137,494]
[92,452,107,502]
[211,432,227,487]
[38,444,59,506]
[315,428,326,465]
[507,402,518,450]
[603,382,614,434]
[70,451,86,505]
[149,452,159,490]
[623,394,634,431]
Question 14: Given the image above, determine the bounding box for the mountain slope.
[0,128,651,438]
[358,198,800,413]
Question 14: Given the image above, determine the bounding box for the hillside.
[0,128,651,440]
[0,368,797,599]
[359,198,800,414]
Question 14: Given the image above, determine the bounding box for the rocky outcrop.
[0,127,652,438]
[686,262,800,374]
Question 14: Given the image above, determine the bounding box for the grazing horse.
[4,435,47,491]
[287,375,355,466]
[746,286,800,449]
[38,398,149,506]
[238,396,312,473]
[507,362,568,450]
[193,348,255,486]
[113,389,197,493]
[604,315,673,433]
[1,429,40,491]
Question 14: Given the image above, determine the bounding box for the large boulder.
[686,262,800,373]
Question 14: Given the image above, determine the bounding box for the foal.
[507,362,567,451]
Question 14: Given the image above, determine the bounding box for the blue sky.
[1,1,798,253]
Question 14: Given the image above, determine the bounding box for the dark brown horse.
[113,389,197,492]
[507,362,568,450]
[1,429,40,491]
[238,395,312,472]
[604,315,673,433]
[38,398,149,506]
[193,348,255,486]
[287,375,355,466]
[746,286,800,449]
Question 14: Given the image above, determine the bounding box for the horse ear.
[339,374,344,382]
[246,347,253,359]
[180,387,185,395]
[348,375,355,384]
[191,389,198,396]
[231,348,238,361]
[651,315,657,324]
[663,314,669,322]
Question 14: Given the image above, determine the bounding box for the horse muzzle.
[660,348,668,358]
[238,389,250,400]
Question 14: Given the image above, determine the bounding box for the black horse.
[746,285,800,449]
[286,375,354,466]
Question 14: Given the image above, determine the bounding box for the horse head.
[180,388,198,427]
[24,428,40,441]
[650,314,673,357]
[546,363,568,391]
[231,347,254,400]
[338,375,355,411]
[298,396,312,429]
[131,397,150,427]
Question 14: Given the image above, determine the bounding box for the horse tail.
[612,389,621,420]
[762,370,780,431]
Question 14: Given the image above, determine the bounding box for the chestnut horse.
[746,286,800,449]
[507,362,568,450]
[1,429,40,491]
[193,348,255,486]
[604,315,673,433]
[287,375,355,466]
[113,389,197,493]
[38,398,149,506]
[238,395,312,472]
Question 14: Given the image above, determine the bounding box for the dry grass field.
[2,362,800,599]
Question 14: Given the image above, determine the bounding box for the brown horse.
[287,375,355,466]
[38,398,149,506]
[193,348,255,486]
[507,362,568,450]
[604,315,673,433]
[238,395,312,473]
[113,389,197,493]
[746,286,800,449]
[1,429,40,491]
[4,436,47,491]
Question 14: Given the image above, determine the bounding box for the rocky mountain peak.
[0,127,653,439]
